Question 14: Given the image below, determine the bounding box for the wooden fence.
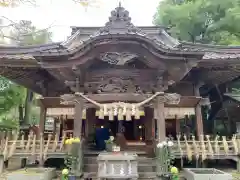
[0,132,240,162]
[0,131,67,163]
[172,134,240,161]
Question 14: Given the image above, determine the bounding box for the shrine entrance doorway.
[96,117,145,141]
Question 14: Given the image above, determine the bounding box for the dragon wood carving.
[97,77,136,93]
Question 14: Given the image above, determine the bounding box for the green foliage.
[153,0,240,45]
[0,77,24,115]
[0,116,19,130]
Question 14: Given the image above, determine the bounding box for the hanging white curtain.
[154,107,195,119]
[46,108,86,119]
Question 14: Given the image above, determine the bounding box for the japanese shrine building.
[1,5,240,142]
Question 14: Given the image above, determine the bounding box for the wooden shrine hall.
[1,4,240,144]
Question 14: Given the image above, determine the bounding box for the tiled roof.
[203,52,240,60]
[0,54,35,59]
[0,5,239,61]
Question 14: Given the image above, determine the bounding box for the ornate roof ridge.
[70,25,167,29]
[62,5,180,51]
[91,3,145,36]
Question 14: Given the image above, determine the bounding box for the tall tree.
[153,0,240,45]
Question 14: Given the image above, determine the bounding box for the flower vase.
[66,144,72,154]
[68,174,76,180]
[106,143,112,152]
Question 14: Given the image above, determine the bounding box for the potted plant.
[105,136,115,152]
[62,137,81,180]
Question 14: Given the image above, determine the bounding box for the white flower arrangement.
[105,136,115,144]
[157,140,174,148]
[110,136,114,141]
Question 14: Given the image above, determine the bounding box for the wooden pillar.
[74,99,83,138]
[144,107,154,141]
[194,84,204,138]
[53,118,57,135]
[151,109,155,140]
[155,96,166,141]
[133,117,137,140]
[39,104,46,138]
[175,115,180,135]
[144,107,150,141]
[86,108,96,138]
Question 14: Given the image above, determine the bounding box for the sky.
[0,0,161,42]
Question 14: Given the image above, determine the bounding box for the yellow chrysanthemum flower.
[170,166,179,174]
[62,168,69,175]
[73,137,80,143]
[65,139,70,145]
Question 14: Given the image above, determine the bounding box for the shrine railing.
[155,134,240,176]
[1,132,240,162]
[0,131,68,162]
[171,134,240,160]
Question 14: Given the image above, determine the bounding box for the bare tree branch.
[0,16,56,42]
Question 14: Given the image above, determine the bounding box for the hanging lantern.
[131,104,136,116]
[126,108,132,121]
[113,104,118,116]
[118,108,124,121]
[103,104,108,116]
[108,107,114,121]
[99,108,104,119]
[122,104,127,115]
[82,109,86,119]
[134,108,140,120]
[95,110,99,116]
[139,110,145,116]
